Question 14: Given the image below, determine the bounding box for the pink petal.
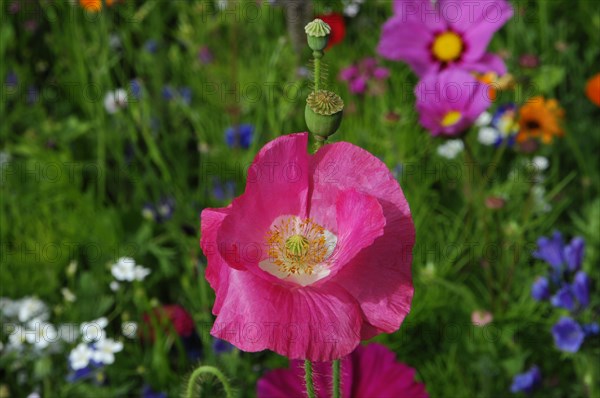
[377,17,437,77]
[211,267,363,361]
[352,344,429,398]
[440,0,513,60]
[200,207,232,313]
[463,52,508,75]
[393,0,448,31]
[316,189,386,279]
[311,143,415,336]
[216,133,310,271]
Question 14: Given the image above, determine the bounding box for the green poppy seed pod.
[305,90,344,139]
[304,18,331,52]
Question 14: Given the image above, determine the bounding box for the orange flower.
[474,72,515,102]
[585,73,600,107]
[80,0,102,12]
[517,96,565,144]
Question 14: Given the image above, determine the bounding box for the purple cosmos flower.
[510,365,541,394]
[552,317,585,353]
[550,285,575,311]
[564,237,585,272]
[378,0,513,77]
[572,271,590,308]
[415,69,490,136]
[225,124,254,149]
[531,276,550,301]
[533,231,565,270]
[339,58,391,96]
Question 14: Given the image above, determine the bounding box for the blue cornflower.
[213,180,235,202]
[225,124,254,149]
[572,271,590,308]
[533,231,565,270]
[130,79,142,100]
[5,71,18,88]
[552,317,585,353]
[141,384,167,398]
[531,276,550,301]
[550,285,575,311]
[144,39,158,54]
[179,87,192,105]
[563,237,584,272]
[491,104,519,148]
[162,86,175,101]
[582,322,599,337]
[156,197,175,221]
[510,365,541,394]
[212,338,234,354]
[27,85,39,105]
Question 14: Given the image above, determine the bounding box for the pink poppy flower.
[415,69,491,136]
[377,0,513,77]
[200,133,414,361]
[257,343,428,398]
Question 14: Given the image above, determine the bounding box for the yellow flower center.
[266,217,329,276]
[441,111,462,127]
[432,31,464,62]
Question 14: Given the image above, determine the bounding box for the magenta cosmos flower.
[200,133,415,361]
[257,343,428,398]
[415,69,491,136]
[378,0,513,77]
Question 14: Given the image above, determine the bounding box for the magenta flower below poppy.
[377,0,513,77]
[415,69,491,136]
[200,133,415,361]
[257,343,428,398]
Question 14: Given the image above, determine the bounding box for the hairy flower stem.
[185,365,233,398]
[304,360,316,398]
[332,359,341,398]
[313,51,322,92]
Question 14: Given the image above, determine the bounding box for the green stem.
[314,53,321,92]
[304,360,316,398]
[185,366,233,398]
[332,359,341,398]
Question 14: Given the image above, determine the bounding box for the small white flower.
[475,111,492,127]
[103,89,128,114]
[61,288,76,303]
[110,281,120,291]
[121,321,138,338]
[0,297,20,318]
[7,325,26,349]
[478,127,500,146]
[216,0,228,10]
[532,156,549,172]
[344,3,360,17]
[17,297,49,324]
[80,317,108,343]
[69,343,93,370]
[111,257,136,281]
[109,34,122,50]
[437,139,464,159]
[532,185,551,213]
[92,338,123,365]
[133,265,151,281]
[25,321,58,350]
[26,392,41,398]
[67,260,78,276]
[59,323,79,343]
